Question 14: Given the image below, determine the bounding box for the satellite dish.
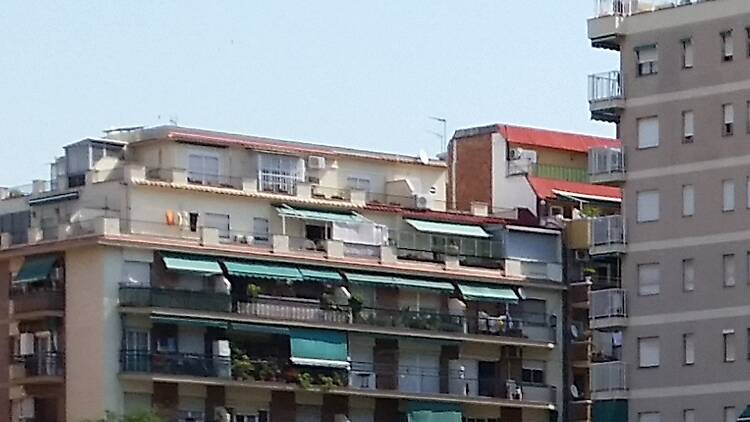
[570,384,580,399]
[418,149,430,165]
[516,287,526,300]
[570,324,580,339]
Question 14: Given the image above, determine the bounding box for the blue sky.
[0,1,617,185]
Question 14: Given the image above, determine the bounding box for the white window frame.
[682,38,694,69]
[683,332,695,365]
[638,263,660,296]
[637,116,660,149]
[346,176,372,192]
[723,254,736,287]
[204,212,230,239]
[722,30,734,61]
[724,329,736,362]
[638,337,660,368]
[187,150,221,185]
[636,45,658,76]
[723,104,735,136]
[682,184,694,217]
[637,190,660,223]
[682,258,695,292]
[723,179,736,211]
[682,110,694,143]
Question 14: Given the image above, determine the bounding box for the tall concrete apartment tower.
[588,1,750,421]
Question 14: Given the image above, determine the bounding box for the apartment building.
[588,1,750,421]
[447,124,624,422]
[0,125,565,422]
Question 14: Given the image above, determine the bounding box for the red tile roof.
[364,203,541,227]
[498,124,620,154]
[528,177,622,201]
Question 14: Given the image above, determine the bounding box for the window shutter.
[723,180,735,211]
[683,111,694,137]
[637,190,660,222]
[724,104,735,124]
[639,337,660,367]
[638,263,661,295]
[638,117,660,148]
[682,185,694,216]
[637,46,658,63]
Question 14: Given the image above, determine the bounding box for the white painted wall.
[490,133,538,215]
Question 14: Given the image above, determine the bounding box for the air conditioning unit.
[575,250,590,262]
[308,156,326,169]
[19,398,35,419]
[414,194,432,210]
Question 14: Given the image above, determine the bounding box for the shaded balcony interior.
[119,251,557,344]
[10,254,65,316]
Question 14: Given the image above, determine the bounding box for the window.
[258,153,304,194]
[636,45,658,76]
[639,412,660,422]
[724,329,736,362]
[637,190,660,222]
[683,333,695,365]
[723,180,736,211]
[723,104,735,136]
[521,360,545,384]
[682,110,695,143]
[204,213,230,239]
[682,38,694,68]
[346,176,371,192]
[683,409,695,422]
[252,217,270,243]
[722,30,734,61]
[638,263,660,296]
[725,407,736,422]
[235,411,269,422]
[122,261,150,286]
[124,330,149,351]
[187,152,220,185]
[682,259,695,291]
[638,116,660,148]
[639,337,660,368]
[724,254,736,287]
[682,185,694,216]
[747,101,750,134]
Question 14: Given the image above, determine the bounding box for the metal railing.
[591,215,625,247]
[119,286,232,313]
[258,171,300,195]
[390,230,503,266]
[14,352,64,378]
[590,288,627,319]
[236,295,351,324]
[120,350,231,378]
[11,288,65,314]
[588,71,623,103]
[589,146,624,176]
[311,185,352,201]
[507,162,589,183]
[591,361,627,393]
[594,0,706,18]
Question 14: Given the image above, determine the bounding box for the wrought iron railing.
[11,288,65,314]
[14,352,64,378]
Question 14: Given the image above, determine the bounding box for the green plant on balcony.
[231,353,257,381]
[246,284,262,300]
[319,375,336,391]
[257,360,281,381]
[581,206,603,217]
[297,372,314,390]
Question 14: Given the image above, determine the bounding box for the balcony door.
[258,154,304,194]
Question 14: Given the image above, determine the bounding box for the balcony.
[591,361,627,400]
[569,282,591,309]
[390,230,503,269]
[565,216,625,255]
[570,341,591,368]
[588,146,625,184]
[507,162,589,184]
[570,401,591,422]
[588,71,624,123]
[120,351,557,406]
[11,289,65,317]
[590,289,627,330]
[12,352,65,382]
[119,287,557,345]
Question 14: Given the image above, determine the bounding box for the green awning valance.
[290,328,349,369]
[457,283,518,303]
[299,267,343,283]
[229,322,289,336]
[345,272,454,293]
[161,252,222,275]
[405,218,490,238]
[407,402,462,422]
[223,260,303,281]
[276,205,366,224]
[151,316,228,330]
[14,255,58,284]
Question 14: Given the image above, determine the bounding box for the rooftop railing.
[588,71,623,103]
[594,0,707,18]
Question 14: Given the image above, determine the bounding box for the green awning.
[230,322,289,336]
[405,218,490,238]
[223,260,303,281]
[299,267,343,283]
[738,406,750,422]
[161,252,222,275]
[290,328,349,369]
[276,205,366,224]
[14,255,58,284]
[345,272,455,293]
[457,283,518,303]
[151,316,228,330]
[407,402,462,422]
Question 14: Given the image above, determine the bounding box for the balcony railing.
[594,0,706,17]
[121,351,556,404]
[119,286,232,313]
[390,230,503,268]
[120,287,556,343]
[13,352,64,378]
[11,289,65,314]
[591,215,625,247]
[507,162,589,184]
[591,361,627,393]
[590,289,627,319]
[588,71,623,103]
[589,147,624,177]
[258,171,300,196]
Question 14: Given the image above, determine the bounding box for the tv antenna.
[428,116,447,152]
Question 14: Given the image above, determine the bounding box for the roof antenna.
[169,115,179,125]
[428,116,447,152]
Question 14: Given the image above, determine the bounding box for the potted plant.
[247,284,262,300]
[583,268,597,283]
[297,372,314,390]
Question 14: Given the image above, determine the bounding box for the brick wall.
[448,134,493,212]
